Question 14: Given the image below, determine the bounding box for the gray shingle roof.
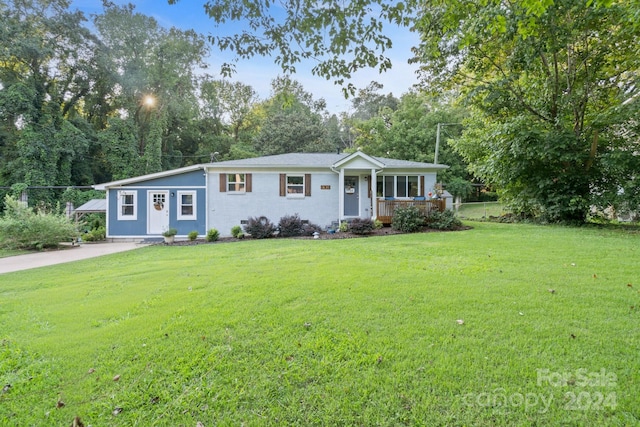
[210,152,446,169]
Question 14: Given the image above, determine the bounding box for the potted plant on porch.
[162,227,178,244]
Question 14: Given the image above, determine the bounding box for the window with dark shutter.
[220,174,227,192]
[304,174,311,196]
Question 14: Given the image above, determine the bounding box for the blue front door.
[344,176,359,216]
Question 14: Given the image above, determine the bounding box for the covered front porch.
[376,198,446,224]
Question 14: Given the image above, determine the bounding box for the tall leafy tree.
[94,4,208,177]
[253,77,333,155]
[413,0,640,221]
[0,0,100,202]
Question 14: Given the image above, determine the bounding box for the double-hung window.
[117,191,137,220]
[287,175,304,195]
[220,173,252,193]
[227,173,245,192]
[279,174,311,197]
[177,191,196,220]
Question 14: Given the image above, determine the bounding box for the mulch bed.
[166,226,471,246]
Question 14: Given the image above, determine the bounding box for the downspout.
[330,166,342,223]
[203,165,209,235]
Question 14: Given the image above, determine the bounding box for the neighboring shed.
[73,199,106,222]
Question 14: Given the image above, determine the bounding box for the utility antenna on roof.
[210,152,219,162]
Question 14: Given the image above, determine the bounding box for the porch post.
[371,168,377,220]
[338,168,345,221]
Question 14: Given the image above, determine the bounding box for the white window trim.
[377,175,421,199]
[177,191,197,220]
[117,190,137,220]
[227,173,246,193]
[286,174,305,198]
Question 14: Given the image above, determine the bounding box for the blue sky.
[71,0,421,114]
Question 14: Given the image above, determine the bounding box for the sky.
[70,0,421,115]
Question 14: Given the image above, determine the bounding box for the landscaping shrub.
[244,216,276,239]
[426,209,462,230]
[301,222,322,236]
[188,230,198,241]
[348,218,375,235]
[82,226,106,242]
[278,213,304,237]
[392,205,426,233]
[206,228,219,242]
[374,219,383,230]
[230,225,243,238]
[0,195,78,250]
[338,221,349,232]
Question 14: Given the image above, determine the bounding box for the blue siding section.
[106,169,207,238]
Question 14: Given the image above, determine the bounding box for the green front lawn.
[1,222,638,426]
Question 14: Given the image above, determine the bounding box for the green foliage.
[243,216,276,239]
[0,196,78,250]
[347,218,375,235]
[425,209,462,230]
[446,177,474,201]
[391,205,426,233]
[206,228,220,242]
[230,225,243,238]
[188,230,199,241]
[162,228,178,237]
[338,221,349,232]
[416,2,640,222]
[373,218,383,230]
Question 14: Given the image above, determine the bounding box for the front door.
[344,176,359,216]
[148,191,169,234]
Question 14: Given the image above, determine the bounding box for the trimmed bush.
[348,218,375,235]
[188,230,199,241]
[278,214,304,237]
[373,219,383,230]
[338,221,349,232]
[244,216,276,239]
[426,209,462,230]
[392,205,426,233]
[230,225,243,238]
[206,228,220,242]
[301,222,322,236]
[0,195,78,250]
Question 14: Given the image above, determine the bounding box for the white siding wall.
[208,171,340,236]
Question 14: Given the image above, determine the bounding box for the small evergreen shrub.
[244,216,276,239]
[426,209,462,230]
[374,219,383,230]
[338,221,349,232]
[230,225,243,238]
[392,205,426,233]
[278,214,304,237]
[206,228,219,242]
[348,218,375,235]
[188,230,198,241]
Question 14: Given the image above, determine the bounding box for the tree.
[414,0,640,221]
[253,77,333,155]
[0,0,100,203]
[174,0,640,222]
[94,3,208,176]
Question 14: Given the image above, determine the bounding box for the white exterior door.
[148,191,169,234]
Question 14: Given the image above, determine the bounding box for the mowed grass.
[1,222,639,426]
[457,201,505,219]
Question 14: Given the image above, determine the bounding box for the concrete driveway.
[0,242,148,275]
